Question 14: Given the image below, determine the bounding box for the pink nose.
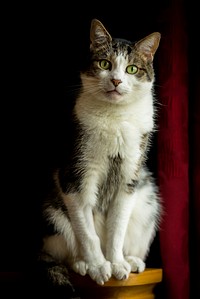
[111,79,122,87]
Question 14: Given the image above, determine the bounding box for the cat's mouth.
[106,89,122,98]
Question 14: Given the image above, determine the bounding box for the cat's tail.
[32,252,81,299]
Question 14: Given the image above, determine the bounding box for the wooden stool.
[70,268,163,299]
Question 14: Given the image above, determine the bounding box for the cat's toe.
[72,260,88,276]
[87,261,112,285]
[111,260,131,280]
[125,256,146,273]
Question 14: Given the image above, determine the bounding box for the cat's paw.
[87,261,112,285]
[111,259,131,280]
[125,256,146,273]
[72,260,88,276]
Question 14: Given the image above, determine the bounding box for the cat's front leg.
[65,195,112,285]
[72,259,111,285]
[106,191,136,280]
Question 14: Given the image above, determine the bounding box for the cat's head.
[80,19,161,105]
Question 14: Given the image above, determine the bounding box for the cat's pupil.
[100,59,110,70]
[126,65,138,75]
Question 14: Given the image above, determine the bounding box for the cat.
[37,18,162,297]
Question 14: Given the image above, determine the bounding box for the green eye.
[126,65,138,74]
[99,60,111,70]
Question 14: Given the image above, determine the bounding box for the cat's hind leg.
[40,234,78,286]
[35,250,83,299]
[123,173,161,274]
[124,255,145,273]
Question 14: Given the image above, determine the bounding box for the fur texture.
[38,18,162,295]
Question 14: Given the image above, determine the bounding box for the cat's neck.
[74,91,154,134]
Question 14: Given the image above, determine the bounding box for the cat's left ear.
[135,32,161,62]
[90,19,112,50]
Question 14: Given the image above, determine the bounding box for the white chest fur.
[75,95,154,184]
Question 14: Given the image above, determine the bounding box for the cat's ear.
[90,19,112,50]
[135,32,161,62]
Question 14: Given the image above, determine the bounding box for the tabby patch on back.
[38,18,162,298]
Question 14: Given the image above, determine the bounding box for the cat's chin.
[105,90,123,102]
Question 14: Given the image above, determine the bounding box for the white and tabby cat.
[38,18,162,292]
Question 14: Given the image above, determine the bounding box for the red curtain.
[157,0,200,298]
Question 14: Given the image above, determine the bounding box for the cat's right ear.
[135,32,161,62]
[90,19,112,50]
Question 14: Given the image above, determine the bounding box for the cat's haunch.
[38,18,162,295]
